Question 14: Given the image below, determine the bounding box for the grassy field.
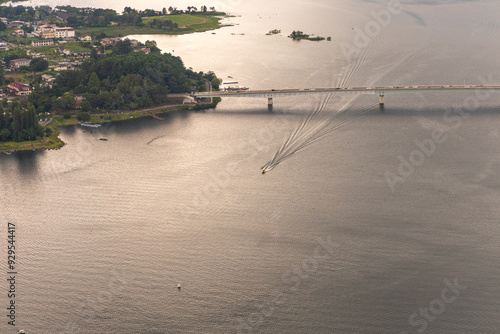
[76,13,228,37]
[0,130,64,152]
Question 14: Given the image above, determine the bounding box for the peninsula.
[0,4,227,153]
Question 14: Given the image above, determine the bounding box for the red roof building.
[8,82,32,96]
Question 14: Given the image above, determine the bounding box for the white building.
[32,39,54,47]
[79,35,92,41]
[35,25,75,39]
[55,27,76,38]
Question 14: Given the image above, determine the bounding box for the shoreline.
[0,98,221,154]
[76,13,231,38]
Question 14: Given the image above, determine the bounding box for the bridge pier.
[268,97,273,106]
[379,95,385,106]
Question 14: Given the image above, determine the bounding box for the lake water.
[1,0,500,333]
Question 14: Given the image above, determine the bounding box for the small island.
[288,30,330,41]
[266,29,281,35]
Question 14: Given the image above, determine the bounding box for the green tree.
[11,106,21,141]
[113,39,133,55]
[0,105,4,129]
[30,58,49,72]
[26,103,36,129]
[80,100,91,112]
[211,77,222,90]
[0,67,5,86]
[59,94,76,111]
[0,128,10,141]
[77,112,90,121]
[87,72,101,90]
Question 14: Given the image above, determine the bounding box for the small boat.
[151,114,165,121]
[177,283,181,290]
[262,169,266,174]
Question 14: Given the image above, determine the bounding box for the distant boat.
[177,283,181,290]
[151,114,165,121]
[222,81,238,85]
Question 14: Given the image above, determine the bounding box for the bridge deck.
[194,85,500,98]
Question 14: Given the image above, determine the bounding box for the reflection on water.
[1,0,500,333]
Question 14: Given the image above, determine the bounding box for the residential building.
[7,21,24,29]
[13,29,24,37]
[79,35,92,41]
[55,27,75,38]
[41,74,56,87]
[34,53,47,59]
[71,50,91,58]
[101,37,121,46]
[41,74,55,82]
[8,82,32,96]
[32,39,54,47]
[75,95,85,109]
[10,58,31,70]
[35,24,56,39]
[54,64,73,71]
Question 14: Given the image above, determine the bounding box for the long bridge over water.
[193,85,500,106]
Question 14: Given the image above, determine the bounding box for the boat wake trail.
[261,102,376,172]
[262,32,389,173]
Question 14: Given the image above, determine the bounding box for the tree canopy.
[28,51,219,113]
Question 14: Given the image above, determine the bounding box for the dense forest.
[28,45,220,115]
[0,99,46,142]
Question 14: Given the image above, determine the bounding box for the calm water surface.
[1,0,500,333]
